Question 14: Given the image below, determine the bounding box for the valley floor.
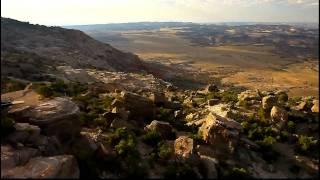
[86,28,319,97]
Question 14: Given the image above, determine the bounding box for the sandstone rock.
[166,84,176,92]
[311,100,319,113]
[145,120,174,139]
[275,90,288,103]
[111,107,130,121]
[7,106,32,122]
[270,106,288,129]
[186,119,205,127]
[208,103,234,119]
[119,91,155,120]
[111,99,125,108]
[6,123,40,144]
[174,136,195,161]
[205,84,218,93]
[296,101,308,111]
[208,99,219,106]
[1,155,80,178]
[199,113,241,156]
[262,95,277,110]
[110,119,134,129]
[96,143,116,159]
[76,132,99,154]
[1,145,38,172]
[150,92,167,106]
[183,98,195,108]
[185,113,195,121]
[200,155,218,178]
[238,90,261,102]
[11,97,81,144]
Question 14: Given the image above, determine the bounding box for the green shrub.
[288,97,302,107]
[36,85,53,97]
[241,121,250,131]
[115,135,137,156]
[260,136,277,147]
[227,167,249,178]
[142,130,162,146]
[248,125,263,140]
[297,135,317,152]
[278,93,288,103]
[1,77,26,94]
[257,106,267,122]
[287,121,295,132]
[190,132,205,144]
[280,131,289,141]
[104,96,114,110]
[238,100,249,108]
[220,91,238,103]
[158,142,172,160]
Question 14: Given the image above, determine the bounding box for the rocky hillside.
[1,18,146,80]
[1,80,318,178]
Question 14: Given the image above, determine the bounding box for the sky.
[1,0,319,26]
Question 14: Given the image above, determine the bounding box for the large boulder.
[199,113,241,157]
[208,99,219,106]
[174,136,196,161]
[262,95,277,110]
[114,91,155,121]
[199,155,218,178]
[295,101,308,111]
[238,90,261,102]
[270,106,288,129]
[6,123,41,144]
[145,120,174,139]
[19,97,81,144]
[1,145,38,172]
[311,100,319,113]
[7,97,81,144]
[275,90,288,103]
[1,155,80,178]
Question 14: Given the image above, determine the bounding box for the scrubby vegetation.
[1,77,26,94]
[203,90,238,103]
[33,80,88,98]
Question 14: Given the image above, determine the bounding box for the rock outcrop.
[199,155,218,178]
[9,97,81,144]
[262,95,277,110]
[114,91,155,121]
[174,136,196,161]
[270,106,288,129]
[1,155,80,178]
[145,120,174,139]
[311,100,319,113]
[238,90,261,102]
[199,113,241,157]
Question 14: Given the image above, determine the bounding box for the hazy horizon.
[1,0,319,26]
